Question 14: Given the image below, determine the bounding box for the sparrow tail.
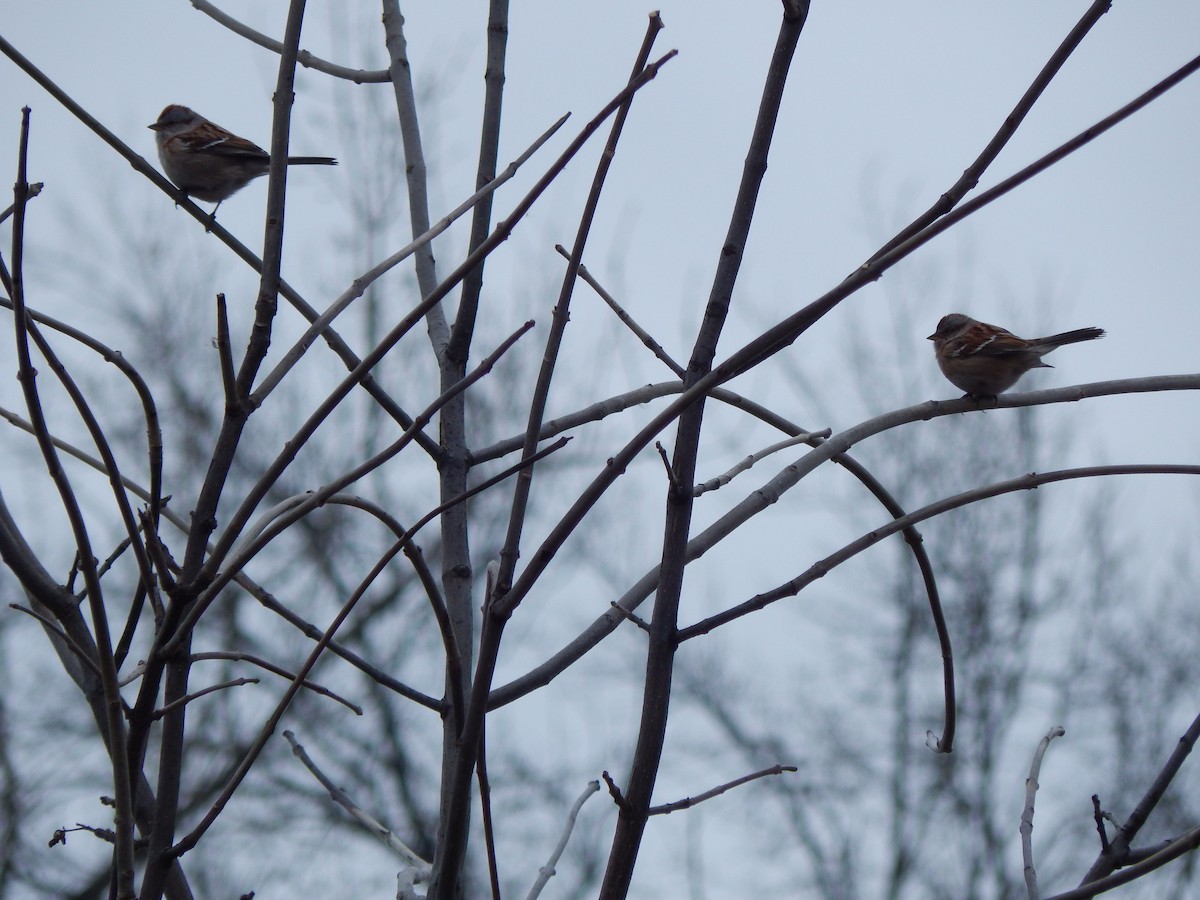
[1042,327,1104,347]
[286,156,338,166]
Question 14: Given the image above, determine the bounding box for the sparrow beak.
[926,332,936,340]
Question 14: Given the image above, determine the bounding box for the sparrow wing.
[181,124,270,162]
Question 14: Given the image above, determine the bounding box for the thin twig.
[601,771,629,813]
[1092,795,1111,855]
[608,602,650,633]
[478,727,502,900]
[152,678,258,719]
[215,293,236,407]
[0,181,42,223]
[524,780,601,900]
[282,730,430,867]
[554,243,685,377]
[191,651,362,715]
[1023,725,1066,900]
[648,764,797,816]
[693,432,830,497]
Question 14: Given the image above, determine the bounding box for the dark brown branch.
[1046,824,1200,899]
[215,294,236,409]
[1073,708,1200,894]
[1092,795,1111,855]
[868,0,1113,263]
[6,106,137,896]
[599,10,806,894]
[152,678,259,719]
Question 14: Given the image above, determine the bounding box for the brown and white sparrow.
[928,313,1104,398]
[149,104,336,210]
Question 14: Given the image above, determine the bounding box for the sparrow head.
[149,105,201,134]
[927,313,971,343]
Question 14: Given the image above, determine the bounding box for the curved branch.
[679,464,1200,640]
[189,0,391,82]
[488,375,1200,708]
[1023,725,1066,899]
[192,652,361,714]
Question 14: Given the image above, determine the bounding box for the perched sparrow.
[149,104,336,209]
[928,313,1104,398]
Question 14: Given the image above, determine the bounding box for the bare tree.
[1,2,1199,899]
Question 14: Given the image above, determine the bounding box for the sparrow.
[928,313,1104,398]
[149,104,336,211]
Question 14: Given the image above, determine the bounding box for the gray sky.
[2,2,1199,896]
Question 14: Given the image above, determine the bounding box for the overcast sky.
[2,2,1199,896]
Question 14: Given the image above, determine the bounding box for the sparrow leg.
[204,201,223,233]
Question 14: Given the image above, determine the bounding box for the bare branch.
[1046,824,1200,899]
[556,243,685,375]
[282,731,430,868]
[382,0,449,353]
[152,678,259,719]
[5,106,136,894]
[649,764,797,816]
[680,464,1200,641]
[253,113,568,403]
[191,652,362,715]
[1023,725,1066,900]
[868,0,1113,263]
[524,780,601,900]
[189,0,391,82]
[1074,707,1200,892]
[694,431,830,497]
